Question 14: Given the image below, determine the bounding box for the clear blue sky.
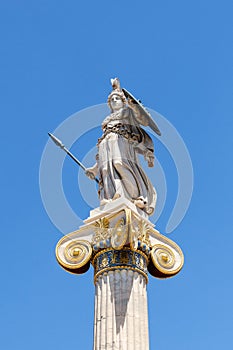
[1,1,233,349]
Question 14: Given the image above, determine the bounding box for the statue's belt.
[97,124,140,145]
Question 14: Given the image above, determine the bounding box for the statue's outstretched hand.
[85,163,98,180]
[85,170,96,180]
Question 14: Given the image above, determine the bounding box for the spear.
[48,132,99,184]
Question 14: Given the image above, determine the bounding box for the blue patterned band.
[92,247,148,283]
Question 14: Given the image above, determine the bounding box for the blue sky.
[1,1,233,349]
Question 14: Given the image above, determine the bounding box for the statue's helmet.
[107,78,127,110]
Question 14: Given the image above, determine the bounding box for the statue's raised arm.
[85,78,161,216]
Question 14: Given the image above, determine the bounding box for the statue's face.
[110,94,124,111]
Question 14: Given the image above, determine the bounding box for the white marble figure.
[85,78,157,215]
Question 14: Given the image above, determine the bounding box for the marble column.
[93,269,149,350]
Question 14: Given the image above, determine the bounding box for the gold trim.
[151,244,175,269]
[111,218,127,250]
[89,209,126,228]
[137,221,152,247]
[151,227,184,258]
[127,208,137,251]
[92,217,110,244]
[56,239,92,270]
[91,246,148,265]
[92,247,149,284]
[56,225,92,238]
[150,243,183,275]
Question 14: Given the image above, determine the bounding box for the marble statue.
[85,78,160,215]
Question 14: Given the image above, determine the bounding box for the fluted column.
[93,269,149,350]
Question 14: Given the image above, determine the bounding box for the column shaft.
[93,269,149,350]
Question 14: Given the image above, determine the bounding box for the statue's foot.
[134,197,147,209]
[100,198,112,206]
[112,193,121,200]
[100,194,121,206]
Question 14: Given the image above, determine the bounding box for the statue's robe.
[97,107,157,215]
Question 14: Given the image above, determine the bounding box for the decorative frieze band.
[92,247,148,284]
